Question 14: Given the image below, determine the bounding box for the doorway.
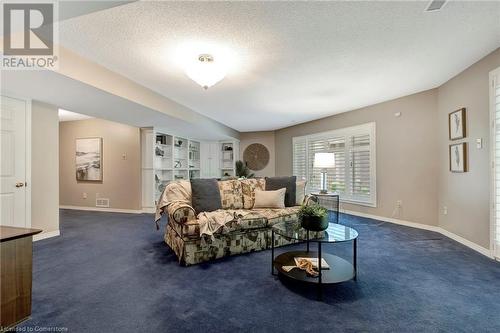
[0,95,31,228]
[490,67,500,260]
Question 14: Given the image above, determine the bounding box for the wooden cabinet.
[0,226,41,329]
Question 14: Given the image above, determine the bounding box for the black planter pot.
[300,215,329,231]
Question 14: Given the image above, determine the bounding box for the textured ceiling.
[59,1,500,132]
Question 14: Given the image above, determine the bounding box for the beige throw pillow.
[253,188,286,209]
[296,180,307,206]
[241,178,266,209]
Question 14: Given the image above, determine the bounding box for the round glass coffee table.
[271,220,358,299]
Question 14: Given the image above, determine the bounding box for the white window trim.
[293,122,377,208]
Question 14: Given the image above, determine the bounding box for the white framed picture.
[76,138,103,181]
[449,142,467,173]
[448,108,466,140]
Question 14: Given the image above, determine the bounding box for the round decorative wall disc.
[243,143,270,171]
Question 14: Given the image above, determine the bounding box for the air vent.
[96,198,110,208]
[425,0,448,12]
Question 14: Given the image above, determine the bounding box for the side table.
[310,192,340,224]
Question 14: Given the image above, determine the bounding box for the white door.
[200,142,220,178]
[491,67,500,260]
[0,95,28,228]
[209,143,220,178]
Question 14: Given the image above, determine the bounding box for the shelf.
[155,168,172,171]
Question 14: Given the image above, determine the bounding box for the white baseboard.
[141,207,155,214]
[33,230,60,242]
[438,228,493,258]
[343,209,493,259]
[59,205,143,214]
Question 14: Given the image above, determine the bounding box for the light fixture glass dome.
[185,54,227,89]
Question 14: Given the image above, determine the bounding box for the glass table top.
[271,220,358,243]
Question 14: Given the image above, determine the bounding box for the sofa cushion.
[191,179,222,214]
[170,209,267,239]
[218,180,244,209]
[240,178,266,209]
[219,210,268,234]
[253,206,301,226]
[265,176,297,207]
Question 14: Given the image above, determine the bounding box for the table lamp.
[313,152,335,194]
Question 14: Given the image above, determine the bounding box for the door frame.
[489,67,500,259]
[1,92,32,228]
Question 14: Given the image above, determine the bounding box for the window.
[292,123,376,206]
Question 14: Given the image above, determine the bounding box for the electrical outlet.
[83,192,87,199]
[443,206,448,215]
[396,200,402,208]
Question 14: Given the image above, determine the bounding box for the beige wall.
[59,118,141,210]
[437,48,500,249]
[275,89,439,226]
[239,131,276,177]
[32,101,59,234]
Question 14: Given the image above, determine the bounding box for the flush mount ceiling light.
[185,54,227,90]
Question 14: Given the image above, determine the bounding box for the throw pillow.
[190,178,222,214]
[265,176,297,207]
[253,188,286,209]
[296,180,307,206]
[218,180,244,209]
[241,178,266,209]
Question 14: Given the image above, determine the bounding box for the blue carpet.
[18,209,500,332]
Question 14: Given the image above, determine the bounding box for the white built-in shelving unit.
[141,128,205,211]
[141,128,239,211]
[220,141,237,178]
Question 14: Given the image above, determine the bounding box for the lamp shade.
[313,153,335,168]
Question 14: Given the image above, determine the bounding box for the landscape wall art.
[76,138,102,181]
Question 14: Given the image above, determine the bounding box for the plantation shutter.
[291,123,376,207]
[292,138,307,182]
[326,137,346,194]
[349,134,371,201]
[307,137,327,192]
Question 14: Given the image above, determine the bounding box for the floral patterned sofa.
[155,178,305,265]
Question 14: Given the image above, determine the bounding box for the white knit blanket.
[198,210,252,237]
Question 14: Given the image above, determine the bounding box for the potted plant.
[235,160,254,179]
[298,204,329,231]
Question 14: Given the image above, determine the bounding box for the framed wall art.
[448,108,466,140]
[76,137,103,181]
[449,142,467,173]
